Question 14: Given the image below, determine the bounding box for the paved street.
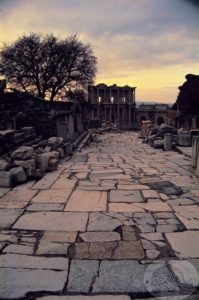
[0,132,199,299]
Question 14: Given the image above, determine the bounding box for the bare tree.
[0,33,97,101]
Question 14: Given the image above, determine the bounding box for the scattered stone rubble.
[140,121,193,151]
[0,127,93,188]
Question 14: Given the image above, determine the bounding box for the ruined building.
[176,74,199,129]
[88,84,136,129]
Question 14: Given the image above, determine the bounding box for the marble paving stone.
[79,231,121,242]
[117,184,150,190]
[0,189,37,202]
[175,213,199,230]
[0,209,23,229]
[2,244,34,255]
[156,225,178,233]
[43,231,77,243]
[110,190,144,203]
[112,241,144,259]
[109,203,145,213]
[0,253,68,269]
[168,260,199,287]
[87,212,123,231]
[67,260,99,293]
[27,203,64,211]
[13,211,88,232]
[166,231,199,258]
[0,233,17,243]
[92,260,178,293]
[140,233,164,241]
[51,178,77,190]
[142,190,159,199]
[65,190,107,212]
[0,201,28,209]
[0,268,68,299]
[31,172,61,190]
[36,240,70,255]
[32,189,72,203]
[133,202,172,212]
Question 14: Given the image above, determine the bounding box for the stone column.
[123,107,125,127]
[128,105,131,127]
[164,133,173,151]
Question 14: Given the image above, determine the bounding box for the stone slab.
[0,209,23,229]
[43,231,77,243]
[87,212,122,231]
[31,189,72,204]
[166,231,199,258]
[79,231,121,242]
[65,190,107,212]
[27,203,64,211]
[31,172,61,189]
[51,178,77,190]
[13,212,88,231]
[109,203,145,212]
[67,260,99,292]
[0,268,68,299]
[0,189,37,202]
[0,253,68,270]
[110,190,144,203]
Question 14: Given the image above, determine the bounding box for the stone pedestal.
[164,133,173,151]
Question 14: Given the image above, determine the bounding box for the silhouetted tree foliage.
[0,33,97,101]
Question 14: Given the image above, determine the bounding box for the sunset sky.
[0,0,199,103]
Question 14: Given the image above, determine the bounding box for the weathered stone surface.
[0,209,23,228]
[140,232,164,241]
[112,241,144,259]
[13,158,36,177]
[134,202,172,212]
[79,231,121,242]
[146,249,160,259]
[37,296,131,300]
[1,189,37,202]
[168,260,199,287]
[13,212,88,231]
[51,178,77,190]
[109,203,145,213]
[65,190,107,212]
[0,268,68,298]
[142,190,159,199]
[141,239,156,250]
[0,233,17,243]
[27,203,64,211]
[117,184,150,190]
[122,226,137,241]
[3,244,34,254]
[87,212,122,231]
[0,171,12,187]
[0,253,68,269]
[43,231,77,243]
[0,159,10,171]
[166,231,199,258]
[32,189,72,203]
[67,260,99,292]
[0,187,10,198]
[11,146,34,160]
[92,260,146,292]
[110,190,144,203]
[36,240,69,255]
[31,172,60,189]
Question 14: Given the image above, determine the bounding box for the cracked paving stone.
[87,213,122,231]
[168,260,199,288]
[92,260,178,293]
[0,209,24,229]
[0,268,68,299]
[65,190,107,212]
[79,231,121,242]
[67,260,99,293]
[13,211,88,231]
[109,190,144,203]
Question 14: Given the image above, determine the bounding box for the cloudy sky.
[0,0,199,103]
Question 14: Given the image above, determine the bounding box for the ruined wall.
[176,74,199,129]
[0,92,85,140]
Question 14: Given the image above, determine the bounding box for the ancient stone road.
[0,132,199,299]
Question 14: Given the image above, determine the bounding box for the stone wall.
[192,136,199,177]
[0,91,85,140]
